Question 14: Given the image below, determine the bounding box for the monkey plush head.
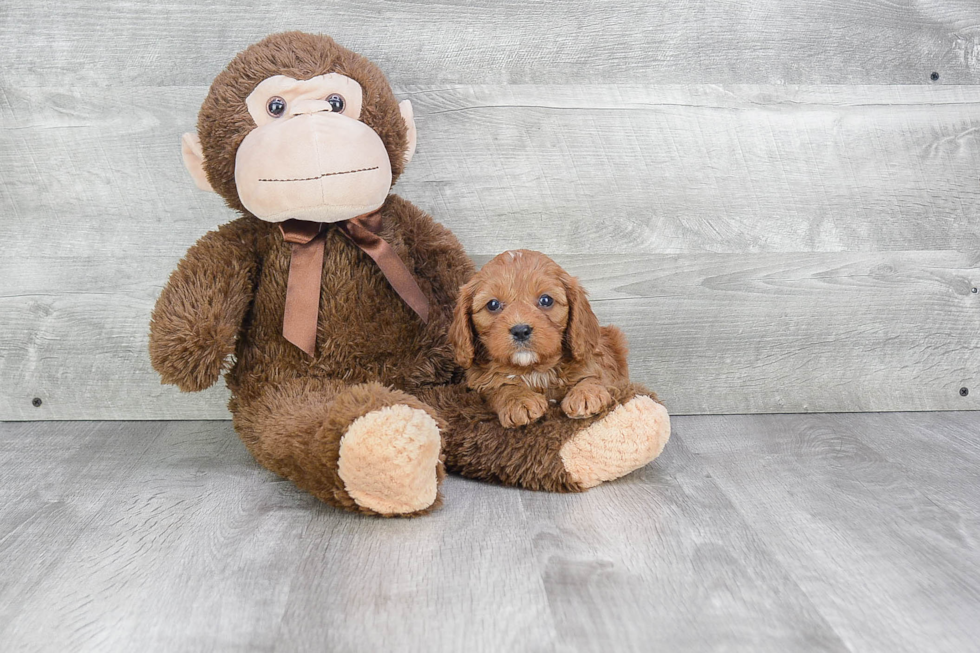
[181,31,417,223]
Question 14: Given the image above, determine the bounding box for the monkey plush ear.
[399,100,417,165]
[181,132,215,192]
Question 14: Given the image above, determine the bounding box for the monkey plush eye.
[266,96,286,117]
[538,294,554,308]
[326,93,346,113]
[486,299,502,312]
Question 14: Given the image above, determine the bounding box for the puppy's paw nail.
[498,395,547,427]
[500,412,528,428]
[562,386,612,419]
[525,396,548,421]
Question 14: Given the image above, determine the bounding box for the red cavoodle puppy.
[450,249,631,428]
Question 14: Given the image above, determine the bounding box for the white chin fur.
[511,350,539,367]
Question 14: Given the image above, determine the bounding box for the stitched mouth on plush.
[258,166,380,183]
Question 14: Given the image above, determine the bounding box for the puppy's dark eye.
[267,96,286,117]
[538,294,554,308]
[486,299,502,312]
[326,93,345,112]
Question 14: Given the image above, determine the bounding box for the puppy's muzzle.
[510,324,533,343]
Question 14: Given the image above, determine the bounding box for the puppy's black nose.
[510,324,533,342]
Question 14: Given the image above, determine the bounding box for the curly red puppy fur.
[450,250,630,428]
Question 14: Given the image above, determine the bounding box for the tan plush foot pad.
[560,396,671,489]
[337,405,441,515]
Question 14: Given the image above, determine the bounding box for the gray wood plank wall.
[1,1,979,419]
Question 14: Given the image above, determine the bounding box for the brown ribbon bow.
[279,210,430,356]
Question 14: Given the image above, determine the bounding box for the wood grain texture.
[521,435,846,652]
[0,422,161,631]
[3,249,977,419]
[0,421,316,651]
[2,414,979,651]
[2,84,979,418]
[682,411,980,652]
[4,85,980,258]
[578,250,980,415]
[275,479,559,652]
[1,0,978,86]
[407,84,980,255]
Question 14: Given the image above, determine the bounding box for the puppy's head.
[450,250,600,370]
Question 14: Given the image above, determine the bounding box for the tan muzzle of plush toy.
[180,72,417,225]
[234,105,393,224]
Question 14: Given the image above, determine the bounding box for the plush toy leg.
[558,395,669,488]
[419,383,669,492]
[337,403,442,514]
[232,378,444,516]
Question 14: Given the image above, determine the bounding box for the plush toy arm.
[149,221,258,392]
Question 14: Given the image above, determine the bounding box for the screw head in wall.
[930,72,940,81]
[960,387,970,397]
[32,397,42,407]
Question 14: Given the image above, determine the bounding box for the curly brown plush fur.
[150,32,669,516]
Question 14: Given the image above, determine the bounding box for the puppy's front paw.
[562,383,613,419]
[498,393,549,428]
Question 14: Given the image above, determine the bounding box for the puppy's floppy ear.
[562,272,601,361]
[449,278,478,368]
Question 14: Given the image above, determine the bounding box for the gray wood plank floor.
[1,412,978,652]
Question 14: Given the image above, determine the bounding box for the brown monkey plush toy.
[150,32,670,517]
